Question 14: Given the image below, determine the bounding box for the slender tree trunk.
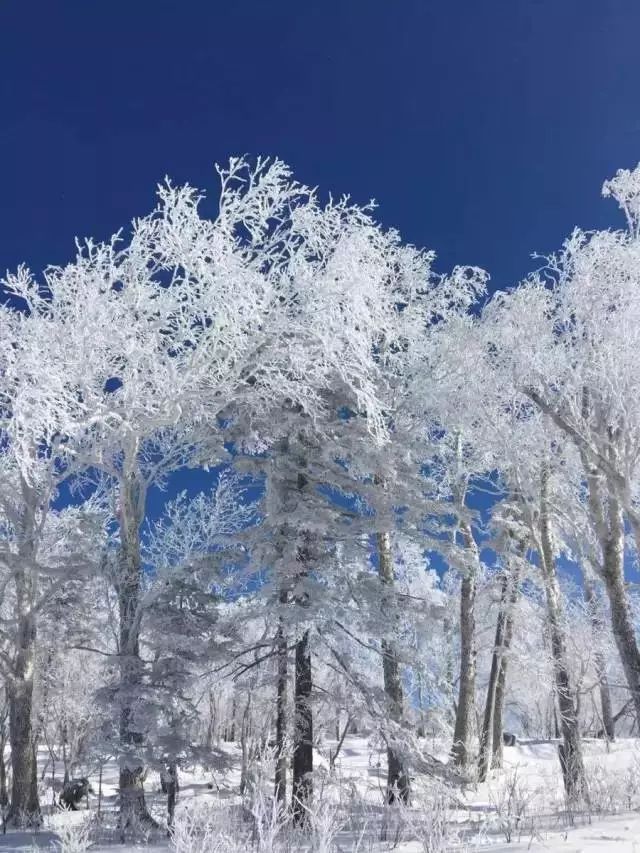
[166,763,178,828]
[583,577,615,740]
[7,566,40,827]
[491,573,519,769]
[292,630,312,824]
[480,551,522,777]
[117,475,154,828]
[377,531,410,804]
[452,521,478,769]
[330,714,351,772]
[239,694,252,795]
[0,733,7,809]
[539,467,586,801]
[274,607,289,805]
[492,657,508,768]
[479,573,509,781]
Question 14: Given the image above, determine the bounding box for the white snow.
[2,735,639,851]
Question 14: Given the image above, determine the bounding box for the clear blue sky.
[2,0,639,290]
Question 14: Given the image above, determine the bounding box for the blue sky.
[2,1,639,291]
[2,1,640,572]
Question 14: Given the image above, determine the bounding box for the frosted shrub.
[487,767,536,843]
[406,782,459,853]
[247,785,289,852]
[621,745,640,810]
[52,816,94,853]
[587,763,623,814]
[171,800,245,853]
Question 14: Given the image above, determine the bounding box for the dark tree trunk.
[0,737,7,809]
[377,531,410,804]
[7,567,40,827]
[117,477,154,829]
[165,764,178,829]
[479,574,509,781]
[452,521,478,769]
[480,557,521,778]
[292,630,313,825]
[274,608,289,805]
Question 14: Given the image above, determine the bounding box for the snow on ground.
[2,735,640,851]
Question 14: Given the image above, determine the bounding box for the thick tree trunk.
[580,426,640,727]
[292,630,312,824]
[597,497,640,726]
[377,531,410,804]
[7,567,40,827]
[117,475,154,829]
[274,610,289,805]
[583,577,615,740]
[0,734,7,809]
[539,468,586,801]
[452,521,478,769]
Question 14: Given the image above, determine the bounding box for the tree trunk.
[7,567,40,827]
[580,426,640,727]
[583,577,615,740]
[598,498,640,726]
[117,475,154,828]
[377,531,410,804]
[452,521,478,769]
[274,608,288,805]
[165,763,178,828]
[0,736,7,809]
[480,551,522,777]
[239,694,252,795]
[479,574,507,780]
[539,467,586,801]
[292,630,313,824]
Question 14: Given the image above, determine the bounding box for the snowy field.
[3,735,640,852]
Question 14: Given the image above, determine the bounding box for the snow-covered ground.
[3,735,640,851]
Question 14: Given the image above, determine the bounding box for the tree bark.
[490,574,519,769]
[292,630,312,824]
[0,744,7,809]
[117,474,154,828]
[539,467,586,801]
[166,763,178,829]
[479,569,513,780]
[274,606,288,805]
[578,414,640,727]
[377,531,410,804]
[7,566,40,827]
[452,521,478,769]
[583,577,615,740]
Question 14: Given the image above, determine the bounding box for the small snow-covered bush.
[51,815,94,853]
[171,799,246,853]
[587,763,623,814]
[487,766,538,843]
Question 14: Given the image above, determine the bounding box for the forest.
[1,156,640,852]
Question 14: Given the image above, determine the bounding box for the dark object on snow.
[160,766,180,795]
[59,777,94,810]
[502,732,517,747]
